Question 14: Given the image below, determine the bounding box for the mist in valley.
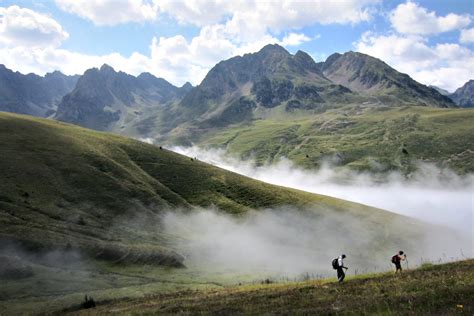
[162,207,380,278]
[172,146,473,234]
[163,145,472,277]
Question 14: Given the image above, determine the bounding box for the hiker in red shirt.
[391,250,406,273]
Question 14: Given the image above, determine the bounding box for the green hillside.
[0,112,464,314]
[76,260,474,315]
[1,112,402,264]
[199,106,474,174]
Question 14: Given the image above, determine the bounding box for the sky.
[0,1,473,92]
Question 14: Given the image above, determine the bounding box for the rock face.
[450,80,474,108]
[322,51,456,108]
[55,64,190,132]
[175,44,354,130]
[0,65,78,117]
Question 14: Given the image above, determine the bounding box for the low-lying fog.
[133,143,472,277]
[172,146,473,237]
[169,146,472,273]
[163,207,381,278]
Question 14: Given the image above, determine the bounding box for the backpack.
[391,255,398,264]
[332,258,339,269]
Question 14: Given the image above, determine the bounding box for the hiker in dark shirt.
[391,250,406,273]
[332,254,348,282]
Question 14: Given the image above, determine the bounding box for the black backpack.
[332,258,339,269]
[391,255,398,264]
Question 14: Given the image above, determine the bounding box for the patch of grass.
[73,259,474,315]
[198,106,474,174]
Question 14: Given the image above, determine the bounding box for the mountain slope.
[0,112,438,267]
[322,52,455,108]
[55,64,190,133]
[449,80,474,108]
[0,112,468,314]
[0,64,78,117]
[158,44,357,142]
[75,260,474,315]
[200,106,474,174]
[429,85,450,96]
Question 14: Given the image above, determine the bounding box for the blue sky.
[0,0,472,91]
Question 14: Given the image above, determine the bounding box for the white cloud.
[0,5,68,47]
[3,1,471,93]
[0,45,150,77]
[55,0,159,26]
[280,32,312,46]
[54,0,379,29]
[390,1,471,35]
[355,2,474,92]
[356,32,474,92]
[2,1,384,86]
[460,28,474,44]
[157,0,234,26]
[158,0,379,29]
[19,1,380,85]
[0,27,275,86]
[0,6,316,86]
[147,22,284,84]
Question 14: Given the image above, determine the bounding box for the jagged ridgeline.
[0,44,472,174]
[0,112,454,268]
[47,44,458,142]
[54,65,192,134]
[158,44,455,141]
[0,65,79,117]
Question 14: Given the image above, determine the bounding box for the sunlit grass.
[200,106,474,174]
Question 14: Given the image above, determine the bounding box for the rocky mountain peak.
[293,50,321,74]
[45,70,65,77]
[322,51,455,107]
[99,64,116,73]
[181,82,193,89]
[137,72,158,80]
[450,80,474,107]
[258,43,290,55]
[0,64,78,117]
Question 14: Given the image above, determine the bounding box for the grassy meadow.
[198,106,474,174]
[72,259,474,315]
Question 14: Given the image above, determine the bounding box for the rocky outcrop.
[449,80,474,107]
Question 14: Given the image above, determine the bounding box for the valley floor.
[72,259,474,315]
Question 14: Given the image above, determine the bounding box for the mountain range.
[143,45,459,143]
[0,44,472,173]
[0,65,78,117]
[55,64,192,133]
[1,44,467,131]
